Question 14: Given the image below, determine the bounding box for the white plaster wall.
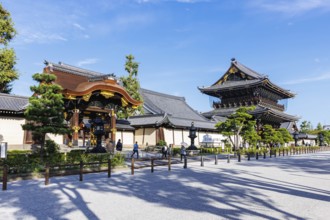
[0,117,25,145]
[164,128,174,145]
[134,128,144,145]
[46,133,63,145]
[173,129,184,146]
[143,128,156,146]
[117,131,134,147]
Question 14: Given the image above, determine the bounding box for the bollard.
[45,164,50,185]
[238,153,241,162]
[201,155,204,167]
[168,155,171,171]
[256,152,259,160]
[227,154,230,163]
[79,161,83,181]
[108,159,111,178]
[184,156,187,169]
[2,164,8,191]
[215,155,218,165]
[263,152,266,159]
[247,153,250,161]
[151,159,154,173]
[131,158,134,175]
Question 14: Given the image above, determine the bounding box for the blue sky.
[2,0,330,128]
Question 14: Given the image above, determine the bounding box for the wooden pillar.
[110,108,116,142]
[72,109,80,146]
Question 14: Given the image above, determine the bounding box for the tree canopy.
[0,3,18,93]
[216,106,256,150]
[22,72,70,160]
[118,54,143,118]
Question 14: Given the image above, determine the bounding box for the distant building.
[198,58,299,130]
[323,125,330,131]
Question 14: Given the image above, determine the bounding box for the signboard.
[0,142,7,159]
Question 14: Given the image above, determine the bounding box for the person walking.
[161,145,168,159]
[116,139,123,151]
[131,141,139,159]
[180,144,186,162]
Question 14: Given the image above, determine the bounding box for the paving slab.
[1,151,329,219]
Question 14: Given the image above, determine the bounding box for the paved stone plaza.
[1,152,329,220]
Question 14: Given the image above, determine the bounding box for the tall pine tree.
[22,72,69,161]
[0,3,18,93]
[118,54,143,118]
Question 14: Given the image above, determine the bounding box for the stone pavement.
[1,152,329,220]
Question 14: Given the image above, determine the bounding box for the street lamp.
[319,133,324,146]
[293,131,299,147]
[187,122,197,150]
[90,117,107,153]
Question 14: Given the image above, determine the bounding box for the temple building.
[43,61,142,148]
[128,89,224,147]
[199,58,299,129]
[0,62,224,150]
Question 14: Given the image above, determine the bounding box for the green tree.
[118,54,143,118]
[216,106,256,150]
[300,120,313,133]
[278,128,294,145]
[241,120,260,147]
[260,124,277,147]
[0,3,18,93]
[316,122,323,131]
[22,72,69,161]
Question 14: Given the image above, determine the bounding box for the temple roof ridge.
[140,88,185,101]
[231,58,266,80]
[44,60,104,78]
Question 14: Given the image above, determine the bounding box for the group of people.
[105,139,123,153]
[107,140,188,162]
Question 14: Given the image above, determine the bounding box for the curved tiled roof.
[0,93,29,114]
[202,104,299,122]
[129,89,217,130]
[198,59,295,98]
[44,61,104,78]
[140,88,207,121]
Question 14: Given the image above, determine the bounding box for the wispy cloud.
[73,23,85,31]
[282,72,330,85]
[76,58,99,67]
[251,0,330,15]
[15,31,67,44]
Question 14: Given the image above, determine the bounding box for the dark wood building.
[199,58,299,128]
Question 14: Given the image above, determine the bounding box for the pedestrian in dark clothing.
[161,145,168,159]
[116,139,123,151]
[131,141,139,159]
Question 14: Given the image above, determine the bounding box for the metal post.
[215,155,218,165]
[45,164,50,185]
[227,154,230,163]
[2,164,8,191]
[108,159,111,178]
[79,161,83,181]
[151,159,154,173]
[263,152,266,159]
[201,155,204,167]
[131,158,134,175]
[184,156,187,169]
[238,153,241,162]
[247,153,250,161]
[168,155,171,171]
